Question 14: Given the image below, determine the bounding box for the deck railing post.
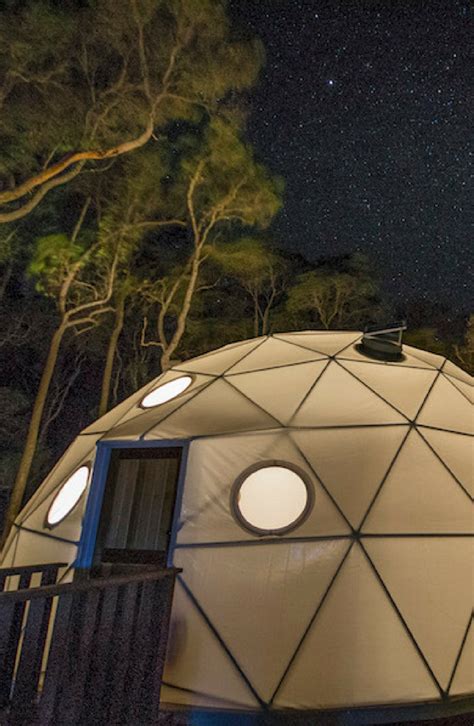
[10,596,53,722]
[36,592,74,725]
[0,563,66,713]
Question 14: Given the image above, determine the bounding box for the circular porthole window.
[140,375,193,408]
[46,465,90,527]
[232,462,313,535]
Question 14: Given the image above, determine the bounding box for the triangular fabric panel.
[444,374,473,404]
[144,379,279,440]
[291,426,409,529]
[416,375,473,435]
[176,338,265,376]
[18,433,100,523]
[283,483,353,539]
[339,361,438,420]
[0,531,19,567]
[174,541,351,703]
[364,538,474,689]
[442,360,473,386]
[274,332,361,357]
[227,361,328,425]
[274,544,438,709]
[226,337,326,375]
[163,579,259,708]
[175,433,351,545]
[420,428,473,498]
[403,345,446,370]
[362,431,473,533]
[102,376,216,441]
[450,619,474,696]
[9,528,77,569]
[291,362,406,428]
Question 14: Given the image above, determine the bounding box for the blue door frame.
[75,439,190,571]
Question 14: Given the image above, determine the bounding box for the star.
[230,0,470,311]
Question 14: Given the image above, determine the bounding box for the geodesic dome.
[1,330,473,714]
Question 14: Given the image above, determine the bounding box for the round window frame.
[45,463,91,530]
[230,460,315,537]
[138,373,195,410]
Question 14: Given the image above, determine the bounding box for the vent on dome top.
[356,321,407,362]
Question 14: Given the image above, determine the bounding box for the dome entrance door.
[90,446,182,575]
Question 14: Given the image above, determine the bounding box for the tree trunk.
[160,250,202,371]
[98,296,125,417]
[1,323,66,546]
[253,294,260,337]
[262,305,270,335]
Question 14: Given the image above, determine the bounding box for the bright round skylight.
[233,464,312,534]
[46,465,90,527]
[141,376,193,408]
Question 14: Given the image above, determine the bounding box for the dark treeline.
[0,0,471,535]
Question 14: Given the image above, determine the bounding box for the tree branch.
[140,315,164,349]
[58,197,94,314]
[131,218,186,230]
[39,352,84,444]
[0,120,154,208]
[0,163,85,224]
[131,0,152,103]
[187,160,205,241]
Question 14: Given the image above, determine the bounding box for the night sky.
[230,0,472,312]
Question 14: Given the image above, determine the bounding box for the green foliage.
[180,118,283,229]
[210,237,280,279]
[28,233,90,296]
[285,254,380,330]
[179,315,251,360]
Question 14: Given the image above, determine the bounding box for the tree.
[92,114,282,410]
[454,314,474,375]
[0,227,15,301]
[140,118,283,369]
[285,253,380,330]
[1,199,121,544]
[0,0,263,223]
[403,327,448,356]
[98,274,150,417]
[211,237,288,336]
[0,388,30,496]
[38,349,85,447]
[91,145,183,416]
[0,227,35,351]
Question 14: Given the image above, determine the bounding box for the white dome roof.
[82,330,472,442]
